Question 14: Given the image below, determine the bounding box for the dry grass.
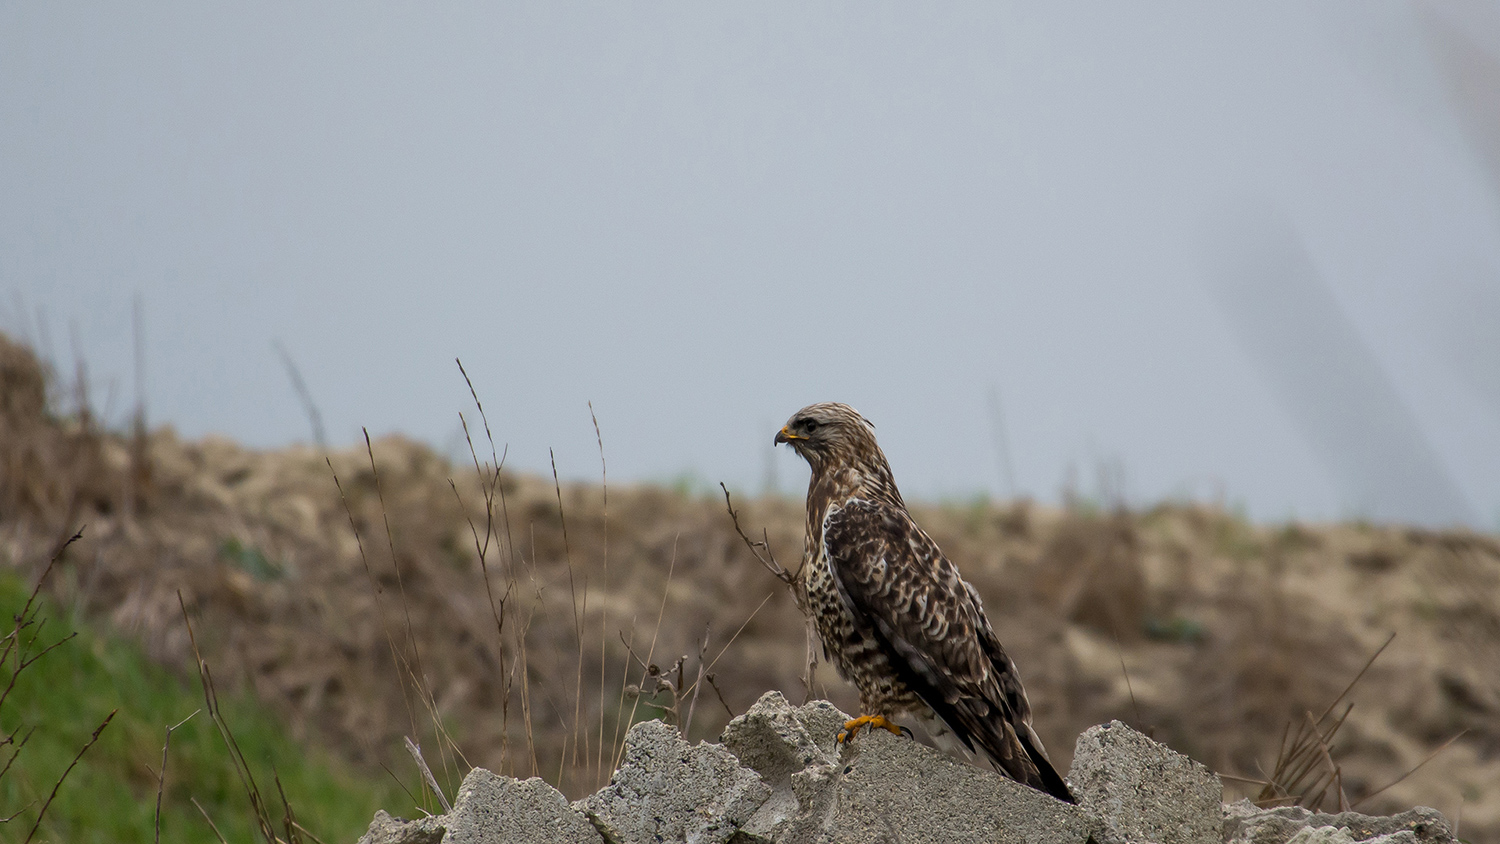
[2,334,1498,840]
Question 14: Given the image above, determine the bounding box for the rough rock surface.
[1223,801,1456,844]
[722,691,1090,844]
[356,769,599,844]
[354,698,1460,844]
[720,692,844,842]
[444,769,602,844]
[1071,719,1224,844]
[357,810,445,844]
[576,718,771,844]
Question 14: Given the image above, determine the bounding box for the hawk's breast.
[807,500,926,714]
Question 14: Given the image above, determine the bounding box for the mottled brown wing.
[822,497,1074,803]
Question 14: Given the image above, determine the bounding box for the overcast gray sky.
[4,3,1500,527]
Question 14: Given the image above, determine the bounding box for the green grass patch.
[0,571,412,844]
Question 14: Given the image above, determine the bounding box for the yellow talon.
[837,714,905,743]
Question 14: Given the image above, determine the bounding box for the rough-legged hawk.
[775,401,1074,803]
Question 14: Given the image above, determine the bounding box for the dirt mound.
[1,334,1495,840]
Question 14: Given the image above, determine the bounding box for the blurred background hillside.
[3,4,1500,842]
[2,334,1498,841]
[4,3,1500,526]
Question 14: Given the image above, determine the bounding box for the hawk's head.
[774,402,879,466]
[776,402,901,504]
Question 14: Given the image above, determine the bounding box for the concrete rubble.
[576,718,772,844]
[1070,719,1224,844]
[720,691,1090,844]
[357,768,601,844]
[356,693,1459,844]
[1222,801,1456,844]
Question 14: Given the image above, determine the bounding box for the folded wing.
[822,497,1074,803]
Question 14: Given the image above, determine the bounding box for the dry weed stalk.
[328,429,477,811]
[191,796,230,844]
[24,709,115,844]
[446,369,764,795]
[550,447,589,787]
[620,636,703,730]
[361,427,470,786]
[179,592,290,844]
[617,607,758,741]
[154,709,200,844]
[403,737,450,814]
[454,359,541,783]
[719,484,805,605]
[1228,633,1396,811]
[720,484,820,701]
[588,401,611,789]
[453,363,726,797]
[611,540,677,773]
[455,358,527,775]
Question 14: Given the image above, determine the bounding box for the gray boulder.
[1069,720,1223,844]
[576,718,771,844]
[1222,801,1456,844]
[444,768,602,844]
[721,691,1090,844]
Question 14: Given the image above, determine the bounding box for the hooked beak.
[774,425,802,445]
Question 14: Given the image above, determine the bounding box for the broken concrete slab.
[1279,827,1423,844]
[576,719,771,844]
[354,702,1460,844]
[1069,720,1223,844]
[441,768,602,844]
[721,692,842,841]
[356,810,445,844]
[1222,801,1456,844]
[722,691,838,784]
[722,692,1089,844]
[825,725,1092,844]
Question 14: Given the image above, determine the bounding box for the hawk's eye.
[803,419,819,433]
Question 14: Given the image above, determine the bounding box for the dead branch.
[720,484,806,610]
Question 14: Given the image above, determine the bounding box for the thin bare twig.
[363,429,434,735]
[589,400,611,789]
[190,797,230,844]
[273,771,304,844]
[613,537,677,771]
[404,737,451,814]
[720,485,803,595]
[328,458,421,741]
[680,593,774,702]
[1351,731,1466,810]
[273,341,327,451]
[0,728,35,788]
[0,529,84,713]
[155,709,201,844]
[550,449,587,790]
[1250,633,1396,809]
[682,626,713,737]
[705,674,735,719]
[1112,626,1146,736]
[291,819,331,844]
[25,709,115,844]
[179,592,277,843]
